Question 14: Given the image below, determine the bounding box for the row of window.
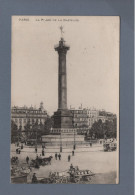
[51,129,75,133]
[14,118,45,123]
[12,109,46,114]
[71,110,87,114]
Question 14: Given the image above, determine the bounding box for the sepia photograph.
[11,16,119,184]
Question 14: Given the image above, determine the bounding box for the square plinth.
[53,109,73,128]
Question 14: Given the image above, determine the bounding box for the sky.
[11,16,119,116]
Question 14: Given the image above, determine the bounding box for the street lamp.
[60,130,62,153]
[17,128,19,146]
[73,124,77,150]
[34,124,39,152]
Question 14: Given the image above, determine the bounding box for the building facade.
[76,108,117,130]
[70,108,89,134]
[11,102,48,130]
[85,108,99,128]
[98,110,117,122]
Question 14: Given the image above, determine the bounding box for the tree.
[24,121,31,132]
[11,120,18,143]
[42,117,53,135]
[89,118,117,139]
[32,121,43,140]
[90,119,104,139]
[24,121,31,139]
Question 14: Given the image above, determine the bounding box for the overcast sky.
[11,16,119,115]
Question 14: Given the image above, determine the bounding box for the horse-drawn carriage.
[68,166,94,183]
[30,156,53,168]
[36,165,94,184]
[103,141,117,152]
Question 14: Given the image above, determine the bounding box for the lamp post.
[60,130,62,152]
[35,124,39,152]
[73,124,77,150]
[17,128,19,146]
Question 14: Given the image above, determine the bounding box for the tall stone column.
[55,38,69,110]
[53,37,73,129]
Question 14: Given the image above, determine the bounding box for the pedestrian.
[32,173,38,183]
[26,156,29,164]
[58,153,60,160]
[18,149,21,154]
[68,155,71,162]
[55,153,57,160]
[42,149,44,156]
[72,150,74,156]
[59,153,61,160]
[35,147,37,153]
[70,164,73,170]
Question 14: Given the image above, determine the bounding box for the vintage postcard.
[11,16,119,184]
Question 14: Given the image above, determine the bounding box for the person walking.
[59,153,61,160]
[35,147,37,153]
[72,150,74,156]
[26,156,29,164]
[68,155,71,162]
[55,153,57,160]
[16,148,18,154]
[58,153,61,160]
[42,149,44,156]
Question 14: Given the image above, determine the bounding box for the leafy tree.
[11,120,18,142]
[90,119,104,139]
[89,118,117,139]
[24,121,31,132]
[24,121,31,139]
[43,117,53,135]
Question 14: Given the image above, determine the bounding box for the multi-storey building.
[98,110,117,122]
[85,108,99,128]
[11,102,48,130]
[70,108,89,134]
[81,108,117,129]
